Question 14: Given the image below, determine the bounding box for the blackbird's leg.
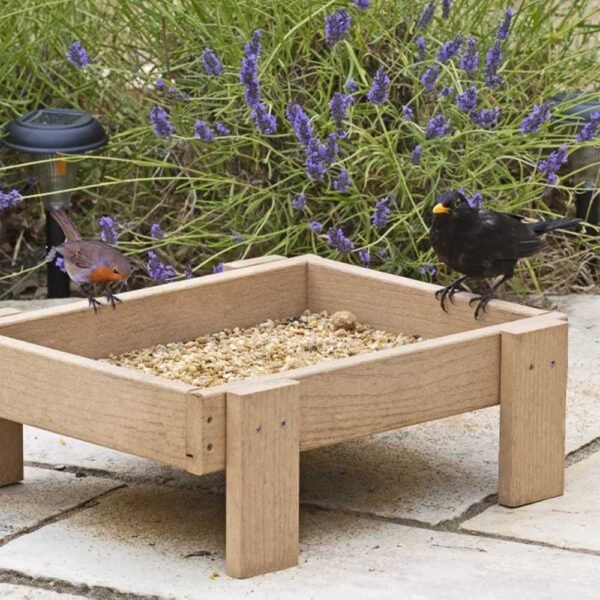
[80,283,102,313]
[105,290,122,310]
[469,274,510,319]
[434,275,469,312]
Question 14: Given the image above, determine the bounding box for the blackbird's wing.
[474,209,545,260]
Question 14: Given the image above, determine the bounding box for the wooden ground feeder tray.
[0,255,568,578]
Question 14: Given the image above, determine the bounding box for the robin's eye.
[112,267,120,275]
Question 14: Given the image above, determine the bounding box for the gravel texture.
[104,310,421,388]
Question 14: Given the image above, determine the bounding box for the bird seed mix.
[104,310,422,388]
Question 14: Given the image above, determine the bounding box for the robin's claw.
[105,292,122,309]
[88,296,102,313]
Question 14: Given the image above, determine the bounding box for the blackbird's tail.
[49,208,81,241]
[528,217,582,235]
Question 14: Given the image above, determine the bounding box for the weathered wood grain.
[0,257,307,359]
[226,379,299,578]
[499,318,568,507]
[306,255,548,339]
[0,418,23,487]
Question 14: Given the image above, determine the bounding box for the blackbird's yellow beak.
[433,203,451,215]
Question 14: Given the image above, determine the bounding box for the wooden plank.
[0,418,23,487]
[187,321,512,474]
[498,318,567,507]
[306,255,549,339]
[226,379,299,578]
[0,308,22,318]
[0,257,307,359]
[0,335,194,467]
[223,255,286,271]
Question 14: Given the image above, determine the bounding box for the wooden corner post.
[499,318,568,507]
[226,379,300,578]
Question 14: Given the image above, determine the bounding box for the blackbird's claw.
[105,292,122,310]
[469,274,510,320]
[435,275,469,312]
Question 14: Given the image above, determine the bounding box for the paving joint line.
[0,569,164,600]
[0,485,126,550]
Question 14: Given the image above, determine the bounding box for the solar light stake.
[3,109,107,297]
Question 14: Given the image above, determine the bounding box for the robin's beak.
[433,203,451,215]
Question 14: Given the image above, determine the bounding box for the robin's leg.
[80,283,102,313]
[434,275,469,312]
[469,274,510,319]
[105,290,122,310]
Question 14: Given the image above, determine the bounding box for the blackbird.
[46,208,132,312]
[429,190,581,318]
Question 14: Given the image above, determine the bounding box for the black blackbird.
[429,190,581,318]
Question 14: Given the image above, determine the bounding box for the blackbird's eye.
[112,267,120,275]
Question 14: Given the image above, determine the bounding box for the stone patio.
[0,295,598,599]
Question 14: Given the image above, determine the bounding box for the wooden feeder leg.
[499,319,568,508]
[226,379,300,579]
[0,418,23,487]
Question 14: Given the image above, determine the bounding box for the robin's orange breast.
[88,265,126,283]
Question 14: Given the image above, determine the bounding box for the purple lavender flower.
[471,107,501,129]
[240,30,262,107]
[194,120,216,142]
[66,41,90,69]
[232,231,244,243]
[467,192,483,209]
[358,249,370,266]
[485,41,503,88]
[576,112,600,142]
[456,86,478,113]
[55,256,67,273]
[304,134,338,180]
[251,103,277,134]
[415,37,427,62]
[421,65,439,91]
[439,86,453,98]
[324,133,339,163]
[327,228,355,253]
[520,103,551,134]
[149,106,173,138]
[325,9,351,45]
[371,197,390,229]
[309,221,323,233]
[329,92,352,128]
[538,144,568,187]
[420,262,437,276]
[215,122,231,136]
[353,0,370,10]
[346,77,358,93]
[437,36,463,63]
[333,170,351,193]
[460,37,479,74]
[155,79,189,102]
[367,67,390,105]
[417,1,436,29]
[292,192,306,212]
[150,223,163,239]
[442,0,452,19]
[99,216,118,245]
[213,262,224,274]
[286,103,313,146]
[496,9,514,41]
[426,114,451,138]
[411,145,422,165]
[402,105,415,121]
[147,251,176,282]
[184,264,194,279]
[202,47,223,76]
[0,189,22,211]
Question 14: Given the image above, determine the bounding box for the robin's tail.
[528,217,582,235]
[49,208,81,241]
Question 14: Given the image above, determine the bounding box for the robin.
[429,190,581,318]
[47,208,132,311]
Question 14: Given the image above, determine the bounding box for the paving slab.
[0,484,598,599]
[16,295,600,525]
[0,583,86,599]
[462,450,600,552]
[0,467,122,542]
